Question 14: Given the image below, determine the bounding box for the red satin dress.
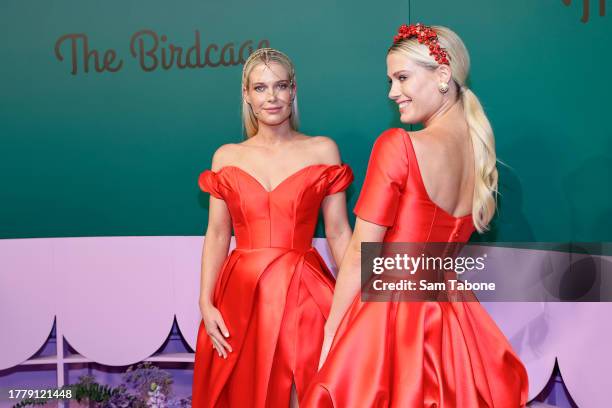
[303,129,529,408]
[191,163,354,408]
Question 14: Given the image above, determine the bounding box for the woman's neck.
[251,120,296,146]
[423,98,465,129]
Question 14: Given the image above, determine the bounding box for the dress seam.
[400,129,411,191]
[292,167,310,248]
[425,206,437,243]
[233,168,251,249]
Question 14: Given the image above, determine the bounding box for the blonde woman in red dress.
[191,48,354,407]
[303,25,529,407]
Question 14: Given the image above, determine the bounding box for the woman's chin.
[259,115,292,127]
[399,113,417,125]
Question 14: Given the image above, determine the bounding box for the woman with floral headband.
[302,25,529,407]
[191,48,354,407]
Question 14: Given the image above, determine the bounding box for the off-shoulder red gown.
[192,163,354,408]
[303,129,529,407]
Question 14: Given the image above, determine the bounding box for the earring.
[438,82,449,94]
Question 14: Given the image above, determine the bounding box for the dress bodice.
[199,164,354,251]
[354,128,475,243]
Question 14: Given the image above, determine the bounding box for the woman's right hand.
[201,303,233,358]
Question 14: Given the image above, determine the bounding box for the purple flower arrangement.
[13,362,191,408]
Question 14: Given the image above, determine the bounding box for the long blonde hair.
[241,48,300,138]
[389,26,498,233]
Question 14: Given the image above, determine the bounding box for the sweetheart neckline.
[212,164,343,193]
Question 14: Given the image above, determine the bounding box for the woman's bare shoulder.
[405,128,432,144]
[302,135,341,165]
[211,143,244,170]
[408,127,455,153]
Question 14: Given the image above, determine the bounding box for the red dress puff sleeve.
[198,170,225,200]
[325,164,354,195]
[353,128,409,226]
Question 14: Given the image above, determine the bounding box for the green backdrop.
[1,0,610,241]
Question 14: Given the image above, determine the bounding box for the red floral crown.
[392,23,450,65]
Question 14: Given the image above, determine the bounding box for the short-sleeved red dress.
[303,129,529,407]
[191,163,354,408]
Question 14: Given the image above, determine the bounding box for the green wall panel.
[1,0,609,241]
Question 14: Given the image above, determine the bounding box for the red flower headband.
[392,23,450,65]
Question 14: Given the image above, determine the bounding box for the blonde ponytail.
[460,87,498,232]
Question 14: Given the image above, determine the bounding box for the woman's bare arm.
[199,196,232,310]
[316,136,353,268]
[199,146,234,358]
[321,192,352,271]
